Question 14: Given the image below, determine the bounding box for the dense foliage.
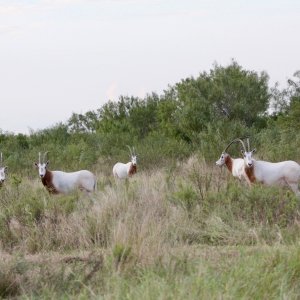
[1,61,299,175]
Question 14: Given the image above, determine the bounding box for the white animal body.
[0,166,7,185]
[216,139,247,181]
[113,161,137,179]
[113,146,137,179]
[238,138,300,197]
[35,152,96,194]
[0,152,7,186]
[216,152,246,181]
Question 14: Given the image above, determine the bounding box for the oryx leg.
[287,182,300,198]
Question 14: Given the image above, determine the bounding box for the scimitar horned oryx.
[216,138,247,181]
[113,145,138,179]
[35,152,96,194]
[236,138,300,197]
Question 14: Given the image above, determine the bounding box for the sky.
[0,0,299,134]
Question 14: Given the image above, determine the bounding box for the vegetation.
[0,61,300,298]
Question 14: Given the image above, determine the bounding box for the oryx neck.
[224,155,233,173]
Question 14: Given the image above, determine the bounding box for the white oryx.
[216,139,247,181]
[236,138,300,197]
[35,152,96,194]
[113,146,137,179]
[0,152,8,186]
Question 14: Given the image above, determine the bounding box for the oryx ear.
[45,160,50,166]
[4,166,8,172]
[241,149,244,155]
[252,149,256,154]
[34,162,39,167]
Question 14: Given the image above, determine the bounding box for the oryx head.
[216,152,229,167]
[127,145,137,166]
[0,152,8,184]
[34,152,49,178]
[240,138,256,168]
[216,138,242,167]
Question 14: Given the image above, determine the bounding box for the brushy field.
[1,155,300,299]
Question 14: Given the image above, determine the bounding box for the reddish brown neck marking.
[224,155,233,173]
[128,164,137,176]
[245,166,256,183]
[41,170,59,194]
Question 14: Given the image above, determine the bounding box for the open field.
[0,155,300,299]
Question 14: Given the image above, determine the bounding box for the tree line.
[1,61,299,176]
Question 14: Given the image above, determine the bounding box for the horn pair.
[126,145,136,156]
[38,151,49,163]
[239,135,251,151]
[224,137,251,153]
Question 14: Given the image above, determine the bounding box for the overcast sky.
[0,0,299,134]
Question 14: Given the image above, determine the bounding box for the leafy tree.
[156,89,179,137]
[269,71,300,115]
[68,111,99,133]
[128,93,159,138]
[97,97,134,134]
[16,134,29,149]
[173,61,270,141]
[270,71,300,130]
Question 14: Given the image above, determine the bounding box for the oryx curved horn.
[223,138,247,153]
[238,135,251,151]
[246,138,250,151]
[38,152,41,164]
[126,145,133,156]
[43,151,49,163]
[235,138,247,153]
[0,152,2,167]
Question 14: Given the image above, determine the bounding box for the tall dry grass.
[0,155,300,298]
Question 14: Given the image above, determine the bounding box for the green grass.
[0,155,300,299]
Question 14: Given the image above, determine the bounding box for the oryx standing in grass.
[237,138,300,197]
[216,139,247,181]
[113,146,137,179]
[35,152,96,194]
[0,152,8,187]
